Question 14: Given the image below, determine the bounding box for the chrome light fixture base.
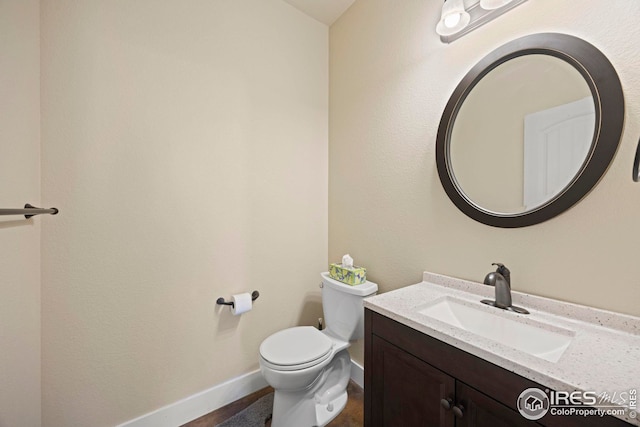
[439,0,528,44]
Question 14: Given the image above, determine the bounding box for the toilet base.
[271,388,348,427]
[315,390,347,427]
[269,349,351,427]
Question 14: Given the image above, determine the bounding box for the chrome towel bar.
[0,204,59,219]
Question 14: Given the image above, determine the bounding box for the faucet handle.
[491,263,510,286]
[491,262,511,276]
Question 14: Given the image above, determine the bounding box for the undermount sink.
[418,296,575,363]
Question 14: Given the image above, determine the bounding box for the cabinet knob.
[440,398,453,410]
[452,404,465,418]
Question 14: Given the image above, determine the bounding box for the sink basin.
[418,297,575,363]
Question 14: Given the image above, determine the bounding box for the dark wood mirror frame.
[436,33,624,228]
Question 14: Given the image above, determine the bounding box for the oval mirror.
[436,33,624,228]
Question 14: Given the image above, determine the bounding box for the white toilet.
[259,272,378,427]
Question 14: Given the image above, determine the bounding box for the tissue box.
[329,263,367,285]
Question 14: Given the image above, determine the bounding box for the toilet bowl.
[259,273,378,427]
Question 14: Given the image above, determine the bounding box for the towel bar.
[0,204,59,219]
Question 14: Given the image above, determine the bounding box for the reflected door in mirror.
[523,97,595,210]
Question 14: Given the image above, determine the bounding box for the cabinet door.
[370,335,455,427]
[456,382,541,427]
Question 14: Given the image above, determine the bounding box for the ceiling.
[282,0,356,25]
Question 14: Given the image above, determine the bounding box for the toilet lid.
[260,326,333,367]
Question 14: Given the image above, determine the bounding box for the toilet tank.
[320,272,378,341]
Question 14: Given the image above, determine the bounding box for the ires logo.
[551,390,599,406]
[517,388,637,421]
[517,388,550,420]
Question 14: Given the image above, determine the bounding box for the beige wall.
[0,1,42,426]
[330,0,640,364]
[40,1,327,426]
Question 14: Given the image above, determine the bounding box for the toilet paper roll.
[231,293,252,315]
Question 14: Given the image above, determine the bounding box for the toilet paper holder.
[216,291,260,308]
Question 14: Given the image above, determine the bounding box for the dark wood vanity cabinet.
[370,335,456,426]
[368,333,535,427]
[364,309,631,427]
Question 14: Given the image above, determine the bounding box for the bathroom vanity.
[363,273,639,427]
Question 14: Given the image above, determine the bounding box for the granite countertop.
[364,272,640,426]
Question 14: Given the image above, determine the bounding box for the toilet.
[259,272,378,427]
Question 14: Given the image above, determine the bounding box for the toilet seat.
[260,326,333,371]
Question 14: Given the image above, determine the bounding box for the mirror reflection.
[449,54,594,214]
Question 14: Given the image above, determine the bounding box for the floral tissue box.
[329,263,367,285]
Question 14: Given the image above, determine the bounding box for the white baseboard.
[350,359,364,389]
[118,360,364,427]
[116,369,268,427]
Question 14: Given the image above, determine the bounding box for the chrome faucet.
[481,263,529,314]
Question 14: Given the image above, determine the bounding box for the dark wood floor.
[182,380,363,427]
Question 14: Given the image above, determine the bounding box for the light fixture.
[480,0,515,10]
[437,0,528,43]
[436,0,471,37]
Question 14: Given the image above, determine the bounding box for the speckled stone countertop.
[364,272,640,426]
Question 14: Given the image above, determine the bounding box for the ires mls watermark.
[517,387,637,421]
